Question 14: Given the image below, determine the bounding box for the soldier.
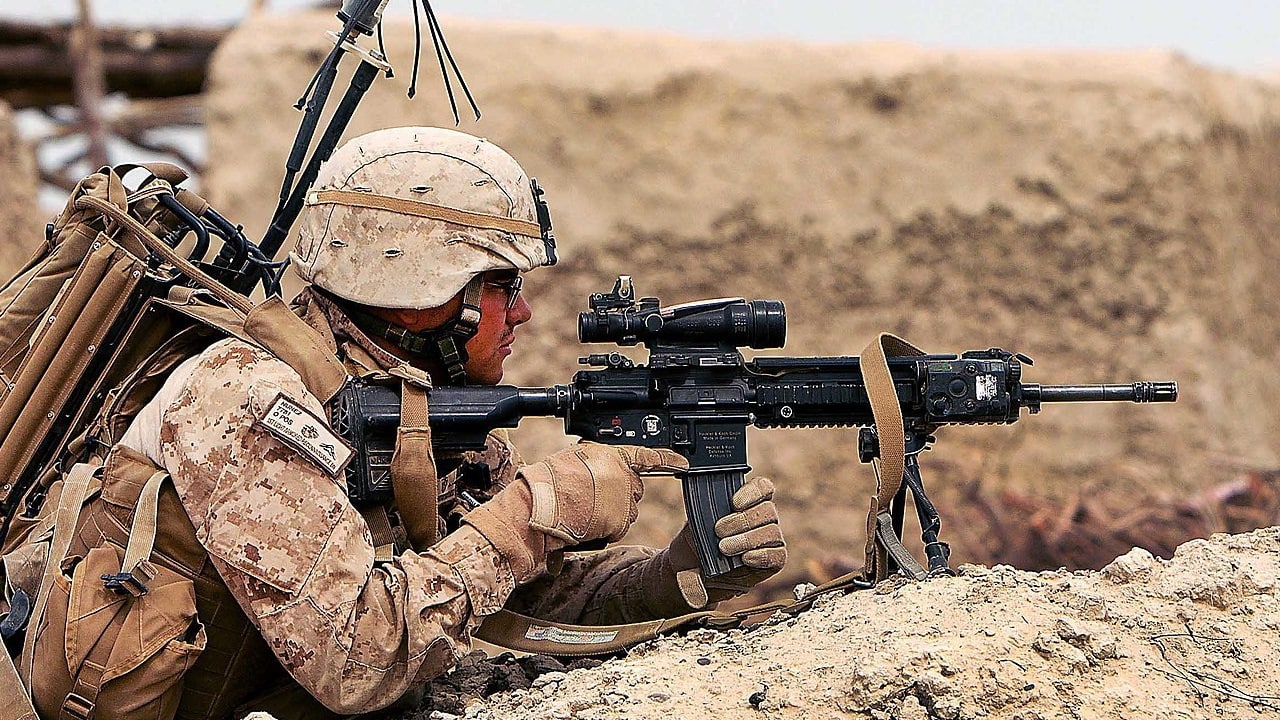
[105,126,788,717]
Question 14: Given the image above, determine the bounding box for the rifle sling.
[390,378,439,551]
[476,332,937,657]
[859,332,926,582]
[475,570,884,658]
[473,602,790,658]
[876,512,927,581]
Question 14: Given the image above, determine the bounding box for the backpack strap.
[160,290,350,406]
[19,463,100,687]
[243,297,348,404]
[0,634,36,720]
[104,470,170,597]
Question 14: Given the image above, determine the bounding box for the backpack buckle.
[62,692,95,720]
[101,560,157,597]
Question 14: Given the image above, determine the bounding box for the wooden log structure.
[0,19,228,108]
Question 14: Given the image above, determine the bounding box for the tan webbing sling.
[474,607,736,658]
[859,333,929,582]
[389,377,440,551]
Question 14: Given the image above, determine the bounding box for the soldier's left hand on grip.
[464,442,687,585]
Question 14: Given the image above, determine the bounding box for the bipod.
[859,426,954,579]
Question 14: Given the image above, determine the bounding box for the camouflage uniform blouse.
[118,289,688,714]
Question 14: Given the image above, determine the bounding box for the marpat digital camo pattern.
[115,291,681,714]
[292,126,554,310]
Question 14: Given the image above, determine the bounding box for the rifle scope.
[579,297,786,349]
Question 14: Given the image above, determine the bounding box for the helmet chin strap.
[333,276,485,385]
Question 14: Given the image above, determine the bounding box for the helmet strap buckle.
[327,275,484,385]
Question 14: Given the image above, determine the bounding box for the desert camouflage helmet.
[293,126,557,309]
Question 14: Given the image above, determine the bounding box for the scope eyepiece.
[579,298,786,349]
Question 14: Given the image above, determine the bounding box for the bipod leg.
[902,432,954,576]
[886,477,909,575]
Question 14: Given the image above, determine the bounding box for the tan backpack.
[0,164,307,720]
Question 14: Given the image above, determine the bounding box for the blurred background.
[2,1,1279,604]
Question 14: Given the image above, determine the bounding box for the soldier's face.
[464,270,532,385]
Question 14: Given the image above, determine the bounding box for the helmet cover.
[294,126,555,309]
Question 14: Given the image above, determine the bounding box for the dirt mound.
[0,101,41,269]
[432,528,1279,719]
[205,12,1280,576]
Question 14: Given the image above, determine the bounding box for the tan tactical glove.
[667,476,788,608]
[463,442,687,583]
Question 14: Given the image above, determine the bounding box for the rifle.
[333,275,1177,583]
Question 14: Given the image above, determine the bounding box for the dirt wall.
[205,12,1280,572]
[0,102,41,271]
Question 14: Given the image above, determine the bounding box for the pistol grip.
[681,467,747,579]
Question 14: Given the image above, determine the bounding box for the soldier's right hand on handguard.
[463,442,688,583]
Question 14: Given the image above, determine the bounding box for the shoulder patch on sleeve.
[249,383,354,478]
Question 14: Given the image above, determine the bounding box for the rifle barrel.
[1023,381,1178,404]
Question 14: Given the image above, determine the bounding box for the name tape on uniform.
[256,392,354,477]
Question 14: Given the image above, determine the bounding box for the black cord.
[423,0,457,123]
[424,0,481,121]
[376,20,393,78]
[408,0,423,98]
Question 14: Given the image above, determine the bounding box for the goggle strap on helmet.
[306,189,543,239]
